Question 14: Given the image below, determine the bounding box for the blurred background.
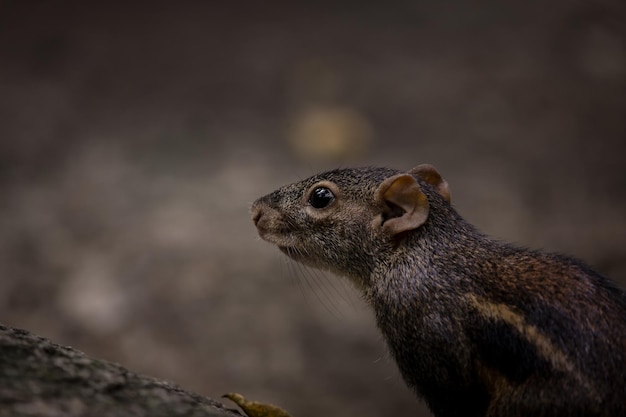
[1,1,625,416]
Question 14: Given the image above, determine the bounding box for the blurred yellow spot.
[288,107,373,162]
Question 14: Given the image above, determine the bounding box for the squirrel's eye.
[309,187,335,209]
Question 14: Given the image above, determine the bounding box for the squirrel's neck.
[364,205,500,415]
[366,199,492,302]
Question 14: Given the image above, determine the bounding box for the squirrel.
[251,164,626,417]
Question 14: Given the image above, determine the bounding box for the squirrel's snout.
[251,202,280,243]
[251,204,263,227]
[251,200,286,240]
[252,193,280,228]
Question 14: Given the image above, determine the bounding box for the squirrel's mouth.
[257,229,296,247]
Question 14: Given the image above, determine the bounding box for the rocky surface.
[0,324,240,417]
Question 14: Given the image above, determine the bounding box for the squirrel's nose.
[251,203,264,227]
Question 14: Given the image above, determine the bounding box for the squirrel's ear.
[375,174,429,235]
[408,164,451,203]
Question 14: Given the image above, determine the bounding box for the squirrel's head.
[251,164,451,289]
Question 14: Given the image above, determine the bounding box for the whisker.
[291,249,343,320]
[303,266,348,318]
[299,245,359,313]
[302,265,345,320]
[285,248,311,308]
[309,266,355,309]
[297,247,342,313]
[275,245,359,320]
[280,249,296,290]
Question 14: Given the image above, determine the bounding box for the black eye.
[309,187,335,209]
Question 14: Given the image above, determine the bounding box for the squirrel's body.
[251,165,626,417]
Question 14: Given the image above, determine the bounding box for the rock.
[0,324,240,417]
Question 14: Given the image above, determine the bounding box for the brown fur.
[252,165,626,417]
